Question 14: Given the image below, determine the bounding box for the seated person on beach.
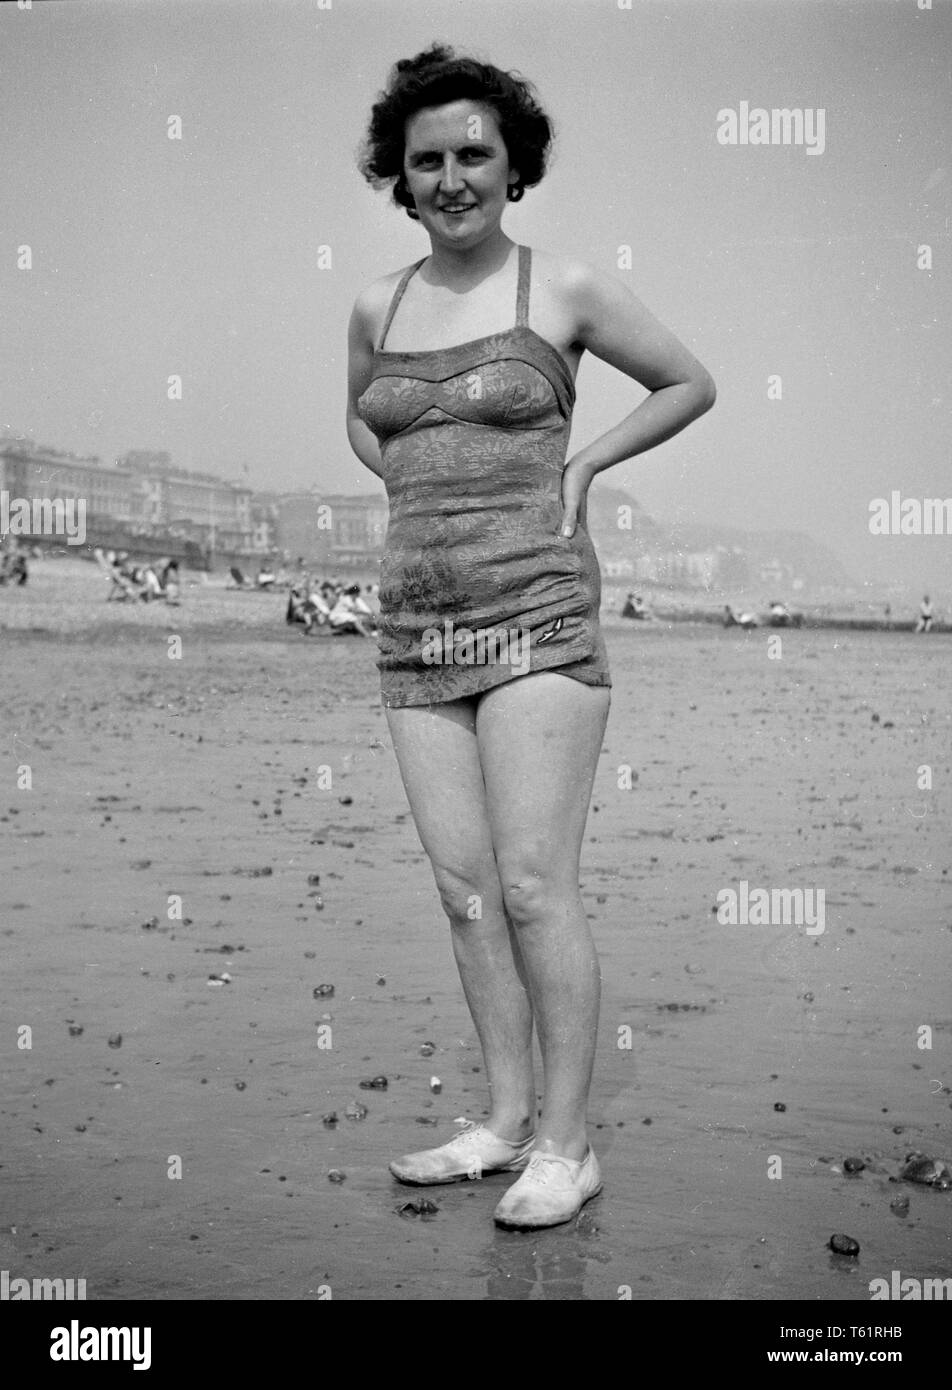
[768,599,803,627]
[328,582,375,636]
[318,580,339,614]
[159,559,181,603]
[286,585,309,630]
[115,552,143,584]
[139,565,166,601]
[621,592,647,619]
[0,543,28,586]
[108,551,148,598]
[723,603,757,629]
[286,580,331,634]
[256,565,276,589]
[136,558,180,603]
[308,584,332,624]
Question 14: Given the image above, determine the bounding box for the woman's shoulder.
[350,260,422,342]
[526,246,606,291]
[525,246,617,322]
[524,247,630,344]
[353,260,422,312]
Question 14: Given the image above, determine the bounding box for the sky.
[1,0,950,597]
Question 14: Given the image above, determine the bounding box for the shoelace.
[447,1116,481,1147]
[447,1118,530,1152]
[522,1152,581,1184]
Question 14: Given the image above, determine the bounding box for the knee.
[431,864,501,926]
[498,852,563,927]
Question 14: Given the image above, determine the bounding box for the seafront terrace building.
[0,441,142,527]
[0,441,255,552]
[118,451,253,551]
[274,491,388,568]
[1,440,387,565]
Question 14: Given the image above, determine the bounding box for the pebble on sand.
[359,1075,388,1090]
[773,1102,787,1112]
[843,1156,865,1174]
[345,1101,368,1120]
[312,983,335,998]
[828,1234,860,1257]
[322,1112,338,1127]
[419,1041,436,1057]
[107,1034,122,1049]
[327,1169,346,1183]
[899,1154,952,1188]
[889,1195,910,1216]
[430,1076,442,1093]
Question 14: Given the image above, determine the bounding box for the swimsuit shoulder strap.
[376,258,427,352]
[515,243,531,328]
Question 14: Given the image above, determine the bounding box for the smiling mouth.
[440,204,475,214]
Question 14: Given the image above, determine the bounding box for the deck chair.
[94,547,140,601]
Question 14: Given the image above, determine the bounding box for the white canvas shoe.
[389,1117,536,1186]
[493,1146,602,1229]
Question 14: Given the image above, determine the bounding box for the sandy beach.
[1,559,950,1301]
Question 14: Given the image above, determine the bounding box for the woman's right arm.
[346,288,386,480]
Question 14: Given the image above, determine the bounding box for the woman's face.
[403,100,517,246]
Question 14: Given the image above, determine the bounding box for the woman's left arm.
[560,260,716,536]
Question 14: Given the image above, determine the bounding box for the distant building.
[1,440,255,551]
[632,550,720,588]
[0,440,142,528]
[117,451,253,550]
[604,543,749,590]
[274,491,388,567]
[250,491,281,553]
[120,449,173,474]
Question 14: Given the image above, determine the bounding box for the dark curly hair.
[358,43,554,220]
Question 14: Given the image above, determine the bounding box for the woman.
[347,45,715,1230]
[328,582,377,637]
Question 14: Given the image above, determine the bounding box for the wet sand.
[1,562,950,1299]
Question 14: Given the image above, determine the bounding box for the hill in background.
[586,484,857,602]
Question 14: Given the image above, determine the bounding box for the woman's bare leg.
[384,698,535,1139]
[475,672,611,1162]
